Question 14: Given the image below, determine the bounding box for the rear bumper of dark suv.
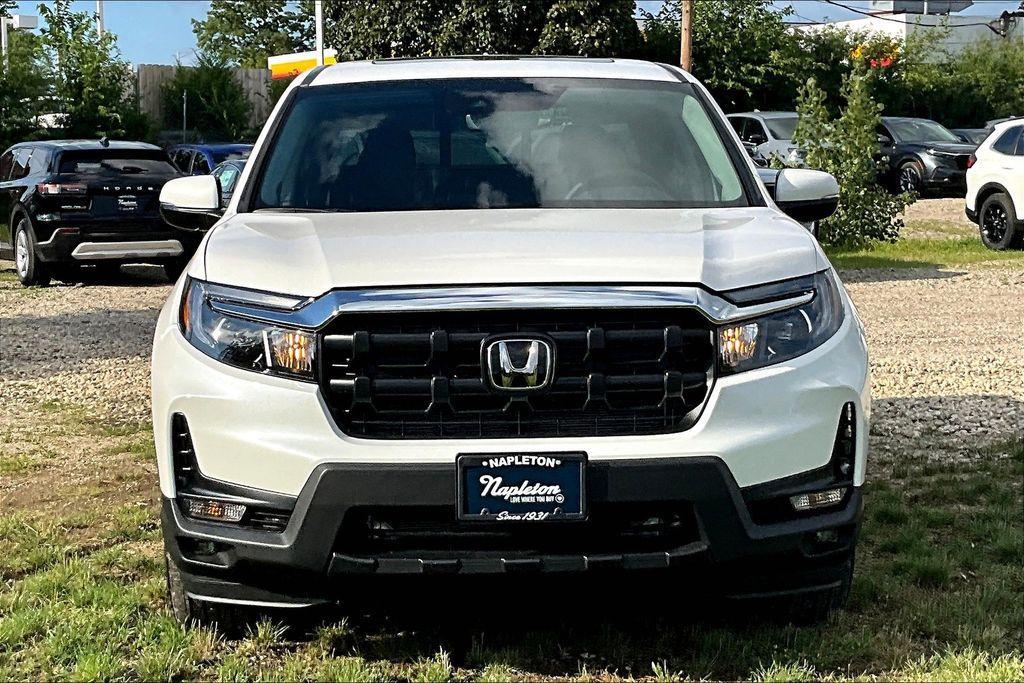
[163,457,862,608]
[34,218,199,264]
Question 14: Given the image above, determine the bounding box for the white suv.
[153,57,868,630]
[966,119,1024,250]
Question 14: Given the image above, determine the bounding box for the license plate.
[458,453,586,522]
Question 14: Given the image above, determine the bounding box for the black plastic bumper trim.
[163,457,863,604]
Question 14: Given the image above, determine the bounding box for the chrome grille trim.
[207,284,814,329]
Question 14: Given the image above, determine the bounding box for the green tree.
[38,0,148,139]
[534,0,641,56]
[320,0,640,61]
[193,0,312,69]
[639,0,795,111]
[161,52,252,142]
[794,75,910,247]
[324,0,545,60]
[0,27,48,151]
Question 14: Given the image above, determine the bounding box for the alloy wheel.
[15,228,30,278]
[899,166,920,194]
[982,204,1008,244]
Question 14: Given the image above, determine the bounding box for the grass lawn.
[826,237,1024,271]
[825,219,1024,271]
[1,409,1020,681]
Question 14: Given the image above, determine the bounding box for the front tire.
[896,160,924,195]
[978,192,1021,250]
[13,218,51,287]
[727,551,855,625]
[777,555,854,625]
[165,555,253,636]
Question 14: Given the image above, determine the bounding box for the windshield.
[885,119,959,144]
[58,151,178,176]
[764,116,798,141]
[254,78,749,212]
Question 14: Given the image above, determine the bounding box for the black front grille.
[318,308,714,439]
[337,503,701,557]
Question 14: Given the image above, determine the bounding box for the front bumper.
[922,163,967,191]
[164,457,862,605]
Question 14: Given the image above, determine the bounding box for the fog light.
[790,487,846,512]
[185,498,246,523]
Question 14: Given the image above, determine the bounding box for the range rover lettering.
[153,57,868,629]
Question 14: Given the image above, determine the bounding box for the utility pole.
[314,0,325,66]
[182,90,188,143]
[1,19,8,72]
[96,0,104,37]
[680,0,693,72]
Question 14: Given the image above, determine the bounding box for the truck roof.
[309,56,690,87]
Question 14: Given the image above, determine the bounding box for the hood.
[201,208,822,297]
[904,141,976,154]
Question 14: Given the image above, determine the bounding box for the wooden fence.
[136,64,272,132]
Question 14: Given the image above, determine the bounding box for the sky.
[9,0,1022,66]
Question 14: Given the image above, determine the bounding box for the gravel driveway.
[1,259,1021,476]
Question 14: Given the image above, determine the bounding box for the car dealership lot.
[0,209,1021,680]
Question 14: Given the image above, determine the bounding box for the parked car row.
[0,140,250,286]
[728,107,1021,250]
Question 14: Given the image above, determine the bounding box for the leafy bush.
[787,24,1023,127]
[794,74,911,247]
[161,53,252,142]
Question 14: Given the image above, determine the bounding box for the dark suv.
[0,140,193,286]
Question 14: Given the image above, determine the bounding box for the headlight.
[179,277,316,380]
[717,270,844,374]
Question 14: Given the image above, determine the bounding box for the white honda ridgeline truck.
[153,57,869,628]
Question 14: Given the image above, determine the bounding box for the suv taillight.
[37,183,87,195]
[967,153,976,169]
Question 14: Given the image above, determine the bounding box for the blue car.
[167,143,252,176]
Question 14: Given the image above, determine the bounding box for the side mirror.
[876,134,892,145]
[159,176,222,232]
[772,168,839,224]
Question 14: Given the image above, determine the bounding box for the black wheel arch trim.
[975,182,1015,213]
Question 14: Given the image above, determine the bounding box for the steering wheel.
[565,169,670,201]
